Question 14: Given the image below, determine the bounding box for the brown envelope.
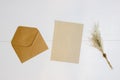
[51,21,83,63]
[11,26,48,63]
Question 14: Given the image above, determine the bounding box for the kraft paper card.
[11,26,48,63]
[51,21,83,63]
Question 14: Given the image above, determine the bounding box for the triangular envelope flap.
[12,26,38,46]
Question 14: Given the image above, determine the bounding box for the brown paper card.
[51,21,83,63]
[11,26,48,63]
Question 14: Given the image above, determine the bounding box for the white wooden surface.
[0,0,120,80]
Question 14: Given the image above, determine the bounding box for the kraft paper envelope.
[51,21,83,63]
[11,26,48,63]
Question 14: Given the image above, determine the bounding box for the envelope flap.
[12,26,38,46]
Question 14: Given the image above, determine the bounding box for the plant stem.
[102,53,113,69]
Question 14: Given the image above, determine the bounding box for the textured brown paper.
[51,21,83,63]
[11,26,48,63]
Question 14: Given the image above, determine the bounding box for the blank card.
[51,21,83,63]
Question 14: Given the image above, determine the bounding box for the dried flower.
[90,23,113,69]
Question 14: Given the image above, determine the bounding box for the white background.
[0,0,120,80]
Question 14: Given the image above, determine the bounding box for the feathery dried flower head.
[91,24,104,52]
[90,23,113,69]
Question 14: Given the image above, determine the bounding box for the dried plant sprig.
[90,23,113,69]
